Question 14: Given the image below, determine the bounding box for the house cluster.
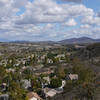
[28,73,78,100]
[0,72,79,100]
[25,79,66,100]
[0,53,66,68]
[0,51,79,100]
[0,52,68,76]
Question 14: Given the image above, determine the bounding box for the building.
[43,88,57,98]
[27,92,42,100]
[43,76,50,84]
[68,74,78,80]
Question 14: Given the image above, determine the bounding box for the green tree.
[64,80,74,92]
[44,56,48,64]
[8,81,27,100]
[72,58,94,84]
[0,66,6,84]
[55,66,66,79]
[77,83,95,100]
[50,78,62,88]
[31,77,41,92]
[65,55,71,63]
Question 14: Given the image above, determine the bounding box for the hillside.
[59,37,100,44]
[76,43,100,58]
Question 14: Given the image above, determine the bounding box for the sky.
[0,0,100,41]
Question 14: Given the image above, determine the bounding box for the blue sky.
[83,0,100,12]
[0,0,100,41]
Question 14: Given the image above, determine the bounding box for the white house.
[44,88,57,98]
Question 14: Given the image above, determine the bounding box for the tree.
[52,57,59,64]
[44,56,48,64]
[31,77,41,92]
[50,78,62,88]
[0,66,6,84]
[8,81,27,100]
[64,80,74,92]
[47,52,57,59]
[55,66,66,79]
[72,58,94,84]
[33,54,37,64]
[77,83,95,100]
[65,55,71,63]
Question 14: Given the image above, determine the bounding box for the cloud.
[61,0,82,3]
[16,0,94,25]
[63,18,77,26]
[12,0,29,8]
[81,16,100,26]
[0,0,100,41]
[0,0,29,21]
[80,24,90,28]
[97,11,100,17]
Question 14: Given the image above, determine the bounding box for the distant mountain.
[9,40,56,44]
[59,37,100,44]
[9,40,31,43]
[0,38,10,42]
[1,37,100,44]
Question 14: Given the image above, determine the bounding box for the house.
[68,74,78,80]
[40,55,46,60]
[46,89,57,97]
[42,76,50,88]
[43,76,50,84]
[0,94,9,100]
[56,54,65,58]
[27,92,42,100]
[43,88,57,98]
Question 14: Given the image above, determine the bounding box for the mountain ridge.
[58,37,100,44]
[0,37,100,44]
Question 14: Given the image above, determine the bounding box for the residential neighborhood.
[0,42,100,100]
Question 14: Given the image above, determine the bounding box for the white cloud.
[81,16,100,26]
[16,0,94,24]
[63,19,77,26]
[0,0,100,41]
[13,0,29,8]
[80,24,90,28]
[61,0,82,3]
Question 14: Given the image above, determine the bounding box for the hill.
[59,37,100,44]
